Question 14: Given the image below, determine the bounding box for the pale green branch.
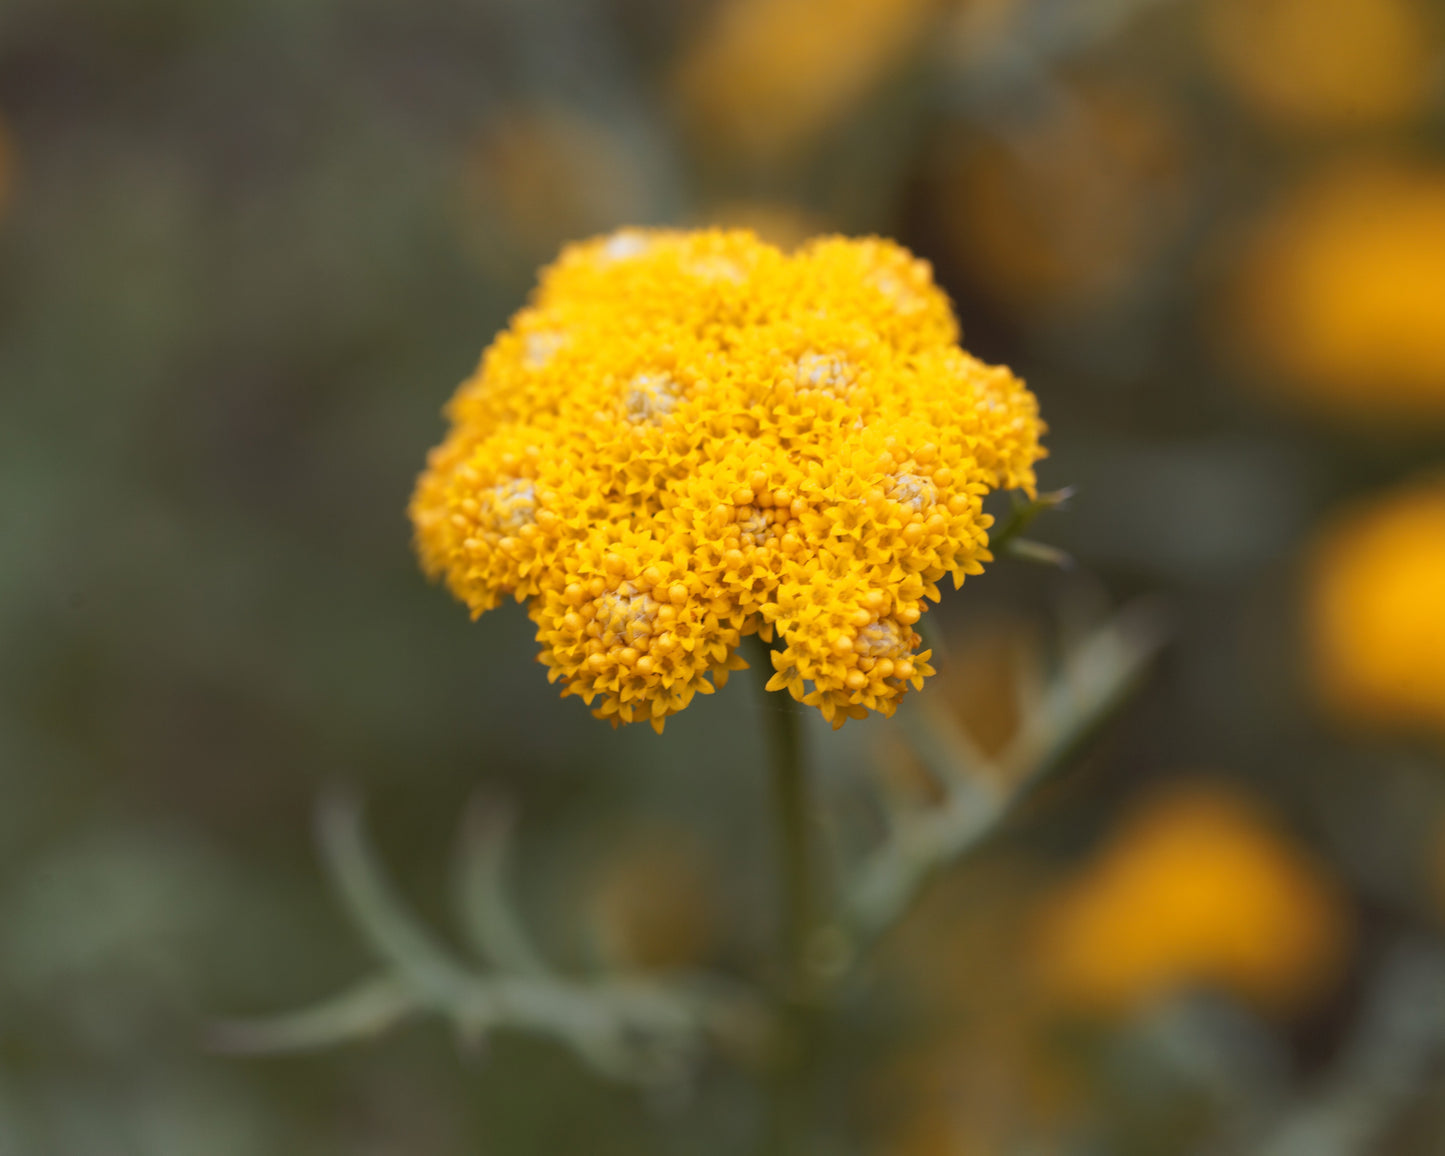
[454,793,550,975]
[1002,537,1075,569]
[848,600,1166,949]
[988,487,1074,556]
[209,975,416,1055]
[213,966,754,1083]
[317,789,475,1008]
[216,789,768,1085]
[1254,943,1445,1156]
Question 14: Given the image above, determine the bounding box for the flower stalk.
[214,598,1164,1150]
[756,644,815,999]
[752,634,825,1155]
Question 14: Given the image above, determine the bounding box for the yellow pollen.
[887,472,937,512]
[795,351,851,395]
[624,373,682,424]
[524,331,566,369]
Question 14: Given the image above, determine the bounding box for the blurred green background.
[5,0,1445,1152]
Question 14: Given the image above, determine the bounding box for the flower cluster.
[673,0,934,163]
[1032,781,1350,1016]
[1203,0,1434,131]
[939,81,1185,313]
[411,228,1045,731]
[1307,479,1445,736]
[1227,163,1445,422]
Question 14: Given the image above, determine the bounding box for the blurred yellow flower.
[880,1055,1046,1156]
[588,826,718,972]
[674,0,937,163]
[1225,164,1445,422]
[411,228,1044,731]
[1032,781,1350,1016]
[455,108,648,270]
[933,615,1039,759]
[874,614,1040,811]
[876,862,1076,1156]
[1202,0,1436,130]
[1307,480,1445,736]
[935,83,1186,311]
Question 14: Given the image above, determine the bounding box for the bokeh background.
[5,0,1445,1152]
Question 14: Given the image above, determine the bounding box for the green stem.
[762,693,811,992]
[988,486,1074,555]
[748,636,817,1155]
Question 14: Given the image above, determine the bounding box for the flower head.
[1031,780,1351,1016]
[936,80,1187,313]
[411,228,1045,731]
[674,0,935,163]
[1307,479,1445,736]
[1224,164,1445,423]
[588,824,719,972]
[1203,0,1435,131]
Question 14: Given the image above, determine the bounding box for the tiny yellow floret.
[410,228,1045,731]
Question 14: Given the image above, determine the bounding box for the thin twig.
[987,487,1074,557]
[214,791,765,1085]
[454,793,550,975]
[209,975,415,1055]
[1249,942,1445,1156]
[748,632,825,1156]
[847,600,1167,953]
[317,788,477,1008]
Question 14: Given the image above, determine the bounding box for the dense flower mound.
[411,228,1045,731]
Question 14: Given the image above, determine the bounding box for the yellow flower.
[411,228,1045,731]
[1202,0,1436,131]
[454,108,647,272]
[1307,479,1445,736]
[874,863,1077,1156]
[587,824,719,972]
[1223,164,1445,423]
[673,0,937,163]
[933,82,1187,312]
[1032,781,1351,1016]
